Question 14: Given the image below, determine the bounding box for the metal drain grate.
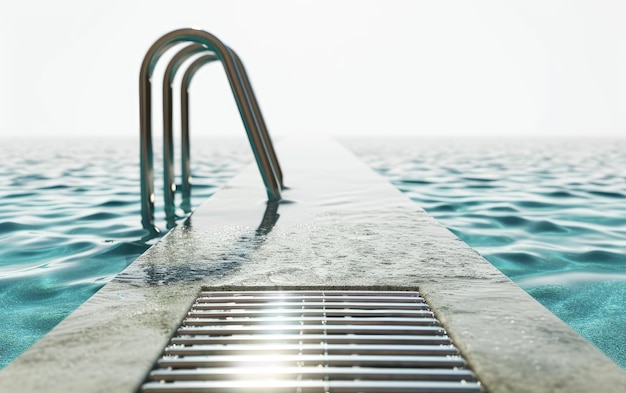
[141,290,482,392]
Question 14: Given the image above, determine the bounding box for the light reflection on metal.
[141,291,482,392]
[139,28,283,234]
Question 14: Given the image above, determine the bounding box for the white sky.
[0,0,624,139]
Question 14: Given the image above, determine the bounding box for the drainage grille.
[141,290,482,392]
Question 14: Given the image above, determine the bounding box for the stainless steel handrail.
[230,50,284,188]
[180,54,219,213]
[164,44,283,222]
[178,51,285,213]
[163,44,212,226]
[139,28,283,234]
[226,46,284,188]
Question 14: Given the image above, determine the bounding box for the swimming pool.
[345,137,626,369]
[0,136,252,368]
[1,136,624,371]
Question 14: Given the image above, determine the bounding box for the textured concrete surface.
[0,136,624,392]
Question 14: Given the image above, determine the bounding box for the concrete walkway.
[0,136,624,392]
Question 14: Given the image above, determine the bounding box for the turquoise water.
[0,137,251,368]
[2,136,625,371]
[346,137,626,369]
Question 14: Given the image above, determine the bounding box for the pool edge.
[0,136,624,392]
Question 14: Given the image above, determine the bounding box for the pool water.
[345,137,626,369]
[1,136,625,371]
[0,137,252,368]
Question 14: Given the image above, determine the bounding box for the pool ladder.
[139,28,284,234]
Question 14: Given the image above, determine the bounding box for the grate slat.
[170,334,453,346]
[183,316,439,326]
[142,290,482,393]
[196,295,426,303]
[149,366,477,382]
[163,343,458,356]
[187,308,434,318]
[142,380,481,393]
[198,290,422,296]
[191,301,430,310]
[157,354,466,369]
[177,325,445,336]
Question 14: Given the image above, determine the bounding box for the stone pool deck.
[0,136,624,392]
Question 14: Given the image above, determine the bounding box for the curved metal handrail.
[178,50,286,213]
[180,54,219,213]
[163,44,283,222]
[139,28,283,234]
[163,43,211,226]
[230,50,283,188]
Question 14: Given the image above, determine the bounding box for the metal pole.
[216,42,282,201]
[162,43,210,227]
[180,54,219,213]
[230,50,284,188]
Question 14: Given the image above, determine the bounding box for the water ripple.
[0,136,252,368]
[346,137,626,369]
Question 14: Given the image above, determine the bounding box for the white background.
[0,0,624,139]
